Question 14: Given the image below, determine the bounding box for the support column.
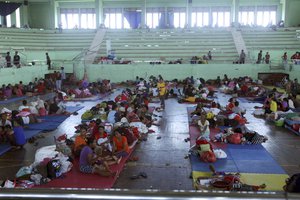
[49,0,55,29]
[280,0,286,21]
[11,12,16,27]
[141,0,146,27]
[22,4,29,27]
[95,0,103,27]
[187,0,192,28]
[232,0,239,27]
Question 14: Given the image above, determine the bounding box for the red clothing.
[241,85,248,93]
[113,136,129,153]
[36,83,45,93]
[94,131,108,141]
[226,102,235,111]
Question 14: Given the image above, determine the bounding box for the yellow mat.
[193,171,288,191]
[264,85,286,94]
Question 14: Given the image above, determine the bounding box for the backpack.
[47,159,62,179]
[284,173,300,192]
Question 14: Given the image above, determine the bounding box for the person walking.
[46,52,51,70]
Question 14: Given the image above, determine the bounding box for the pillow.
[199,144,211,152]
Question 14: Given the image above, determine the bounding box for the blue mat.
[237,97,250,103]
[66,106,84,113]
[38,115,69,122]
[190,143,286,174]
[0,144,12,156]
[24,129,43,139]
[26,121,62,131]
[191,154,237,172]
[0,96,27,105]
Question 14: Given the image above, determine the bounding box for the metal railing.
[0,188,300,200]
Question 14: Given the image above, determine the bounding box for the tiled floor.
[1,90,300,190]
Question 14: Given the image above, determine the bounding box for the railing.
[0,188,300,200]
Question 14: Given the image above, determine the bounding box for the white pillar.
[232,0,239,27]
[95,0,103,27]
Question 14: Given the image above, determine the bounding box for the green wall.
[2,63,299,86]
[285,0,300,27]
[28,2,52,29]
[0,65,48,85]
[73,63,300,83]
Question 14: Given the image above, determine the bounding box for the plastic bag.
[214,149,227,159]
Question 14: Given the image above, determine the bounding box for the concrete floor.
[0,90,300,190]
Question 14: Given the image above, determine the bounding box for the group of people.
[0,79,48,100]
[5,51,20,68]
[256,50,271,64]
[3,51,51,69]
[70,76,170,176]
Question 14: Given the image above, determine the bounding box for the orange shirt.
[113,136,129,153]
[74,135,87,151]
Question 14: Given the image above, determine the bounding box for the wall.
[285,0,300,27]
[72,63,300,83]
[1,63,299,86]
[0,65,48,85]
[28,2,52,29]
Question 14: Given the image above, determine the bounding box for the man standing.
[239,50,246,64]
[265,52,270,64]
[46,52,51,69]
[5,52,11,67]
[157,78,166,110]
[257,50,263,64]
[13,51,20,68]
[60,67,66,88]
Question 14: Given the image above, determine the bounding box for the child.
[197,114,210,141]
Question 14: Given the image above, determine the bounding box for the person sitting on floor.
[3,125,22,149]
[197,114,210,141]
[232,101,246,117]
[226,98,236,113]
[48,97,68,115]
[112,129,130,158]
[79,137,115,176]
[74,126,88,157]
[94,145,121,166]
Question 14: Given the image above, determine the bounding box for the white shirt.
[288,99,295,109]
[198,120,209,128]
[18,105,30,112]
[0,119,12,126]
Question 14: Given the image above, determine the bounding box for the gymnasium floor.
[0,90,300,190]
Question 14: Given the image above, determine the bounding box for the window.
[174,12,186,28]
[60,8,96,29]
[124,18,130,29]
[191,12,209,27]
[239,11,255,26]
[104,13,123,29]
[16,8,20,28]
[212,11,230,27]
[256,6,277,27]
[146,12,161,28]
[257,11,276,26]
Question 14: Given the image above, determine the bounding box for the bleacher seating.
[96,28,238,64]
[241,27,300,62]
[0,28,95,51]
